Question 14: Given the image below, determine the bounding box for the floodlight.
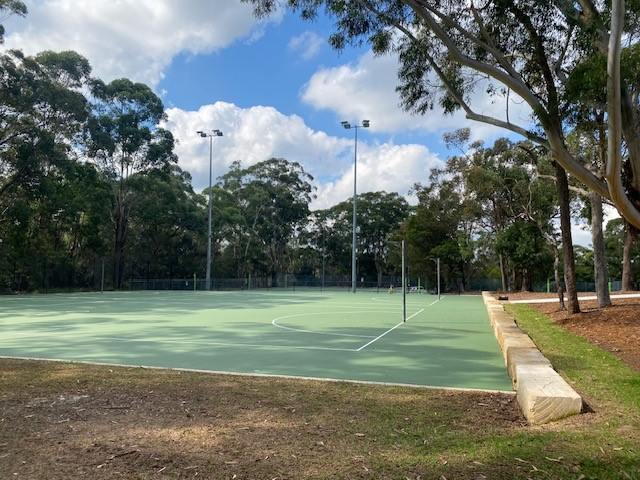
[340,119,371,293]
[196,128,225,290]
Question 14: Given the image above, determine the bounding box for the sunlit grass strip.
[505,303,640,413]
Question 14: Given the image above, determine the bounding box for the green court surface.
[0,290,512,391]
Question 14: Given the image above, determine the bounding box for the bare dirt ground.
[504,291,640,372]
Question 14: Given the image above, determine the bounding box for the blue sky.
[7,1,599,244]
[5,0,531,210]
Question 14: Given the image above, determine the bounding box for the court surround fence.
[130,275,629,293]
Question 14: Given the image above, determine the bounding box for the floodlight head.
[196,131,206,138]
[213,130,223,137]
[362,120,370,128]
[340,121,351,129]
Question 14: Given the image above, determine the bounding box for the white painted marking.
[356,308,424,351]
[405,309,425,321]
[356,322,405,351]
[272,311,392,338]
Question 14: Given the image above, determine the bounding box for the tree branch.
[402,0,545,110]
[607,0,640,228]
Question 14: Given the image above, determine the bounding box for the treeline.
[1,47,638,293]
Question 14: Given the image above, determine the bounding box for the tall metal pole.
[437,257,441,300]
[198,129,223,291]
[402,240,406,322]
[351,126,358,294]
[341,120,368,293]
[206,135,213,291]
[321,228,326,292]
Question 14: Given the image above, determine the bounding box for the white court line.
[356,308,424,351]
[272,311,388,338]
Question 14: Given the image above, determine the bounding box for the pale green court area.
[0,290,513,391]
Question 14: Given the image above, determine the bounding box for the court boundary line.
[271,311,389,338]
[0,355,516,394]
[356,308,425,351]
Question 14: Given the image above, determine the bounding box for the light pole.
[340,119,369,293]
[431,257,441,300]
[197,129,223,291]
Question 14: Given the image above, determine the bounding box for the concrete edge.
[482,292,583,424]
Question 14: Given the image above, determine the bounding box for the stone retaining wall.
[482,292,583,424]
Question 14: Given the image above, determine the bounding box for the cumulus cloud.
[164,102,346,191]
[301,50,535,145]
[313,142,441,210]
[3,0,278,86]
[163,102,442,210]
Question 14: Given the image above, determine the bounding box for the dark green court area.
[0,290,512,391]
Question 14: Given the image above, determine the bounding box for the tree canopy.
[242,0,640,228]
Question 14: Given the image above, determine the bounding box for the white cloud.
[163,102,442,210]
[164,101,346,190]
[287,31,324,60]
[313,142,440,210]
[301,50,535,145]
[3,0,279,87]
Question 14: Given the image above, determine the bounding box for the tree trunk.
[499,253,508,292]
[555,162,580,314]
[590,192,612,306]
[551,243,566,310]
[521,269,531,292]
[113,197,130,289]
[374,254,383,289]
[622,221,638,291]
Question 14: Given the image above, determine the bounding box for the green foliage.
[214,158,315,278]
[313,191,409,285]
[0,0,27,43]
[128,165,204,280]
[84,77,176,287]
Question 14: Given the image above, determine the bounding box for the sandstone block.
[516,364,582,424]
[506,347,552,384]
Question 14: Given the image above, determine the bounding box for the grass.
[0,303,639,479]
[506,303,640,414]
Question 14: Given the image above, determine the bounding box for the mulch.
[501,292,640,372]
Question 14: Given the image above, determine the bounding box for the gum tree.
[85,78,177,288]
[0,0,26,44]
[243,0,639,314]
[215,158,315,282]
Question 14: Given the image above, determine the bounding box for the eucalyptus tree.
[215,158,315,281]
[242,0,640,312]
[438,132,564,294]
[0,0,26,43]
[405,172,466,291]
[85,78,177,287]
[320,191,409,286]
[127,164,204,281]
[495,220,553,291]
[0,49,99,290]
[246,0,639,224]
[308,208,352,278]
[603,217,640,289]
[1,49,92,205]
